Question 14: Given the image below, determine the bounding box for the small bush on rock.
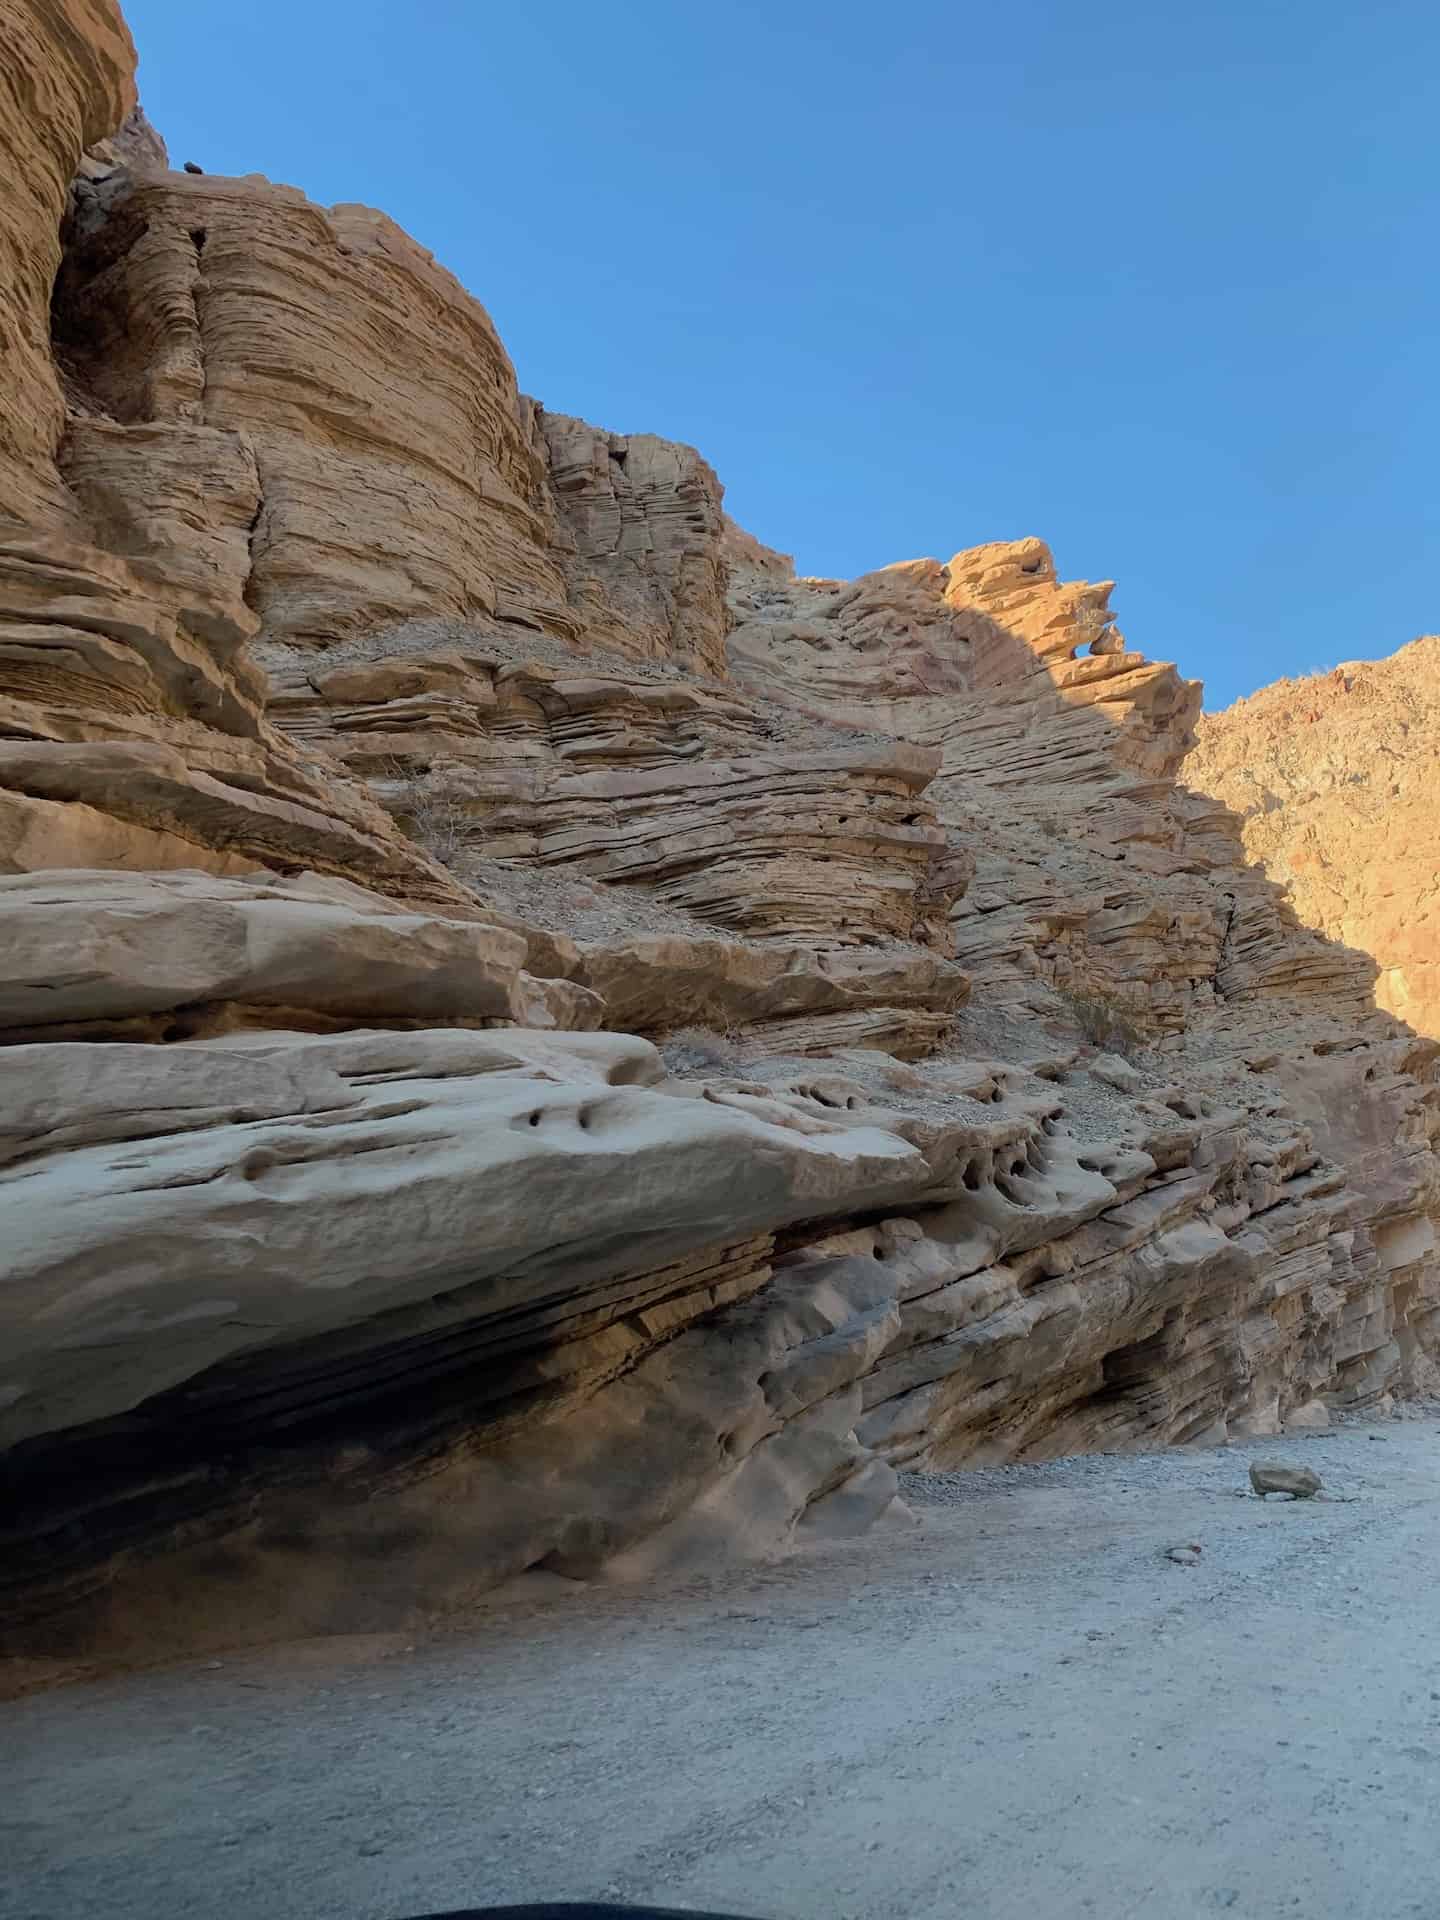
[394,776,470,870]
[1056,986,1145,1057]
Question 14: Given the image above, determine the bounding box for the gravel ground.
[6,1416,1440,1920]
[462,857,740,945]
[257,618,701,685]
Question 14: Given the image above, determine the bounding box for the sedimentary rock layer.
[0,2,467,904]
[730,534,1377,1032]
[0,0,1437,1677]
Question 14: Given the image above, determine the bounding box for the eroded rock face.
[275,642,963,951]
[542,413,731,676]
[0,0,134,525]
[52,169,574,645]
[1,0,1438,1673]
[730,535,1198,776]
[0,1,471,907]
[0,867,600,1037]
[730,536,1380,1036]
[4,878,1434,1662]
[1190,641,1440,1037]
[4,6,741,904]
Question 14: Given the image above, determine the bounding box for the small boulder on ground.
[1250,1461,1322,1500]
[1090,1052,1146,1094]
[1164,1542,1203,1567]
[1284,1400,1331,1433]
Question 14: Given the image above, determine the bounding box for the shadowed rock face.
[0,0,134,525]
[1,0,1438,1676]
[728,534,1377,1035]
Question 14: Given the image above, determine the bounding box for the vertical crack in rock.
[240,435,265,616]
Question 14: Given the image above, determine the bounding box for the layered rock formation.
[1,9,463,904]
[1190,640,1440,1036]
[2,0,1438,1677]
[729,534,1376,1031]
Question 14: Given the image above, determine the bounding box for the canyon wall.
[2,0,1437,1678]
[1190,641,1440,1037]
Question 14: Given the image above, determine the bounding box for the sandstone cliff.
[1190,641,1440,1037]
[2,0,1437,1679]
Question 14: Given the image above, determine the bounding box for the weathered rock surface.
[542,414,731,676]
[274,639,962,951]
[1249,1461,1322,1499]
[1,0,134,526]
[1,1,473,908]
[3,881,1425,1656]
[262,624,972,1052]
[52,170,568,647]
[1190,641,1440,1037]
[1,0,1439,1674]
[4,1,741,903]
[0,867,600,1037]
[730,534,1375,1035]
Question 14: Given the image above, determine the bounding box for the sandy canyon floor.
[7,1418,1440,1920]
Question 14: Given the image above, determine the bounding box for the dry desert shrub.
[659,1024,748,1075]
[379,765,470,870]
[1056,986,1144,1057]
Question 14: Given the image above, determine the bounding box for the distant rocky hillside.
[1190,640,1440,1036]
[2,0,1437,1680]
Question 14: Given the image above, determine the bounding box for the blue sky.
[126,0,1437,708]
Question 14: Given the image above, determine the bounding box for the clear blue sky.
[126,0,1437,709]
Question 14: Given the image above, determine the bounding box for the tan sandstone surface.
[2,0,1438,1678]
[1190,639,1440,1036]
